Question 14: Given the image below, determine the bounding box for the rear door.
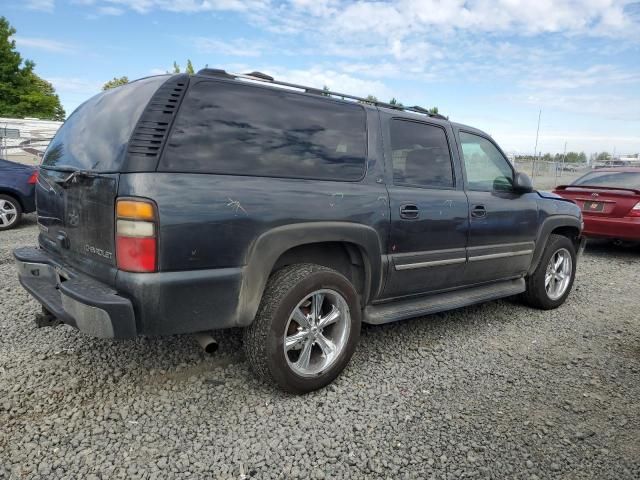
[456,129,539,285]
[36,75,170,284]
[382,116,469,299]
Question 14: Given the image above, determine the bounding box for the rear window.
[572,171,640,189]
[42,75,169,172]
[160,80,367,181]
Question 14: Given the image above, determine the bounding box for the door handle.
[400,204,419,219]
[471,205,487,218]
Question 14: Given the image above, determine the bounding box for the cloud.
[25,0,54,12]
[13,36,77,54]
[97,5,124,15]
[192,37,263,57]
[46,77,102,95]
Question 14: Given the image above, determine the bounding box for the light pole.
[531,109,541,178]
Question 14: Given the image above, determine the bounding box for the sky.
[5,0,640,155]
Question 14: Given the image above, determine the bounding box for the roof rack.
[196,68,448,120]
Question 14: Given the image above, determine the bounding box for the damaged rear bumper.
[14,247,136,338]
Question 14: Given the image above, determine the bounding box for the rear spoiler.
[555,185,640,195]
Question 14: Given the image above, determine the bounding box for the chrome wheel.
[284,289,351,377]
[0,199,18,228]
[545,248,573,300]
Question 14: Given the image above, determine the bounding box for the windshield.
[42,75,169,172]
[572,171,640,189]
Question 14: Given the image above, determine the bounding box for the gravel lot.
[1,216,639,479]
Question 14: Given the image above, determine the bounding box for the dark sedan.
[554,167,640,242]
[0,158,38,230]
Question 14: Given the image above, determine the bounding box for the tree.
[172,61,180,74]
[596,152,610,162]
[359,94,378,105]
[185,59,195,75]
[0,16,65,120]
[428,106,439,115]
[102,76,129,90]
[389,97,403,107]
[321,85,330,97]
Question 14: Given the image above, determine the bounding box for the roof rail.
[196,68,447,120]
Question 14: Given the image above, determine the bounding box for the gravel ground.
[1,215,639,479]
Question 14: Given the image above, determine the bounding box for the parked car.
[554,167,640,242]
[0,158,38,230]
[14,70,584,393]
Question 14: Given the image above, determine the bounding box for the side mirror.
[513,171,534,193]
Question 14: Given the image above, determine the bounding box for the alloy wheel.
[283,289,351,377]
[545,248,573,300]
[0,199,18,228]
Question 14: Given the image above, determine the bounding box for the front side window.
[390,120,454,188]
[459,132,513,191]
[161,81,367,181]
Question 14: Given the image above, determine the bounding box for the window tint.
[160,81,367,181]
[42,75,169,172]
[573,171,640,189]
[390,120,454,188]
[459,132,513,191]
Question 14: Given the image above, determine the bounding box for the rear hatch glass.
[37,76,169,282]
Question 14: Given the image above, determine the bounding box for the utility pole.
[531,109,541,178]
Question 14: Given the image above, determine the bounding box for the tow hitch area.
[34,307,62,329]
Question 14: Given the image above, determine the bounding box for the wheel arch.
[528,215,582,275]
[237,222,383,326]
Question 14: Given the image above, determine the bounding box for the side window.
[161,81,367,181]
[390,120,454,189]
[459,132,513,191]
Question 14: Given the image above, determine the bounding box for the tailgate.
[36,169,119,284]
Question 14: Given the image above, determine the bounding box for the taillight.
[628,201,640,218]
[115,199,157,272]
[28,170,38,185]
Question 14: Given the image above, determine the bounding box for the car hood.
[537,190,564,200]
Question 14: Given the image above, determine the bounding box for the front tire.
[522,234,577,309]
[0,194,22,231]
[243,264,361,394]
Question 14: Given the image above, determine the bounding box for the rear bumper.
[14,246,246,338]
[583,216,640,241]
[14,247,136,338]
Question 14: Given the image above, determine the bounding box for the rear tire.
[522,234,577,310]
[243,263,361,394]
[0,194,22,231]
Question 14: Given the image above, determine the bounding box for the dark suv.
[14,70,584,393]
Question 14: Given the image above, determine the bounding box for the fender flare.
[528,215,582,275]
[236,222,384,326]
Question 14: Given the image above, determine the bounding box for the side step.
[363,278,526,325]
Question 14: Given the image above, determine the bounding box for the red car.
[553,167,640,241]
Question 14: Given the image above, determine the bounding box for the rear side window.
[573,171,640,189]
[390,119,454,188]
[42,75,169,172]
[160,81,367,181]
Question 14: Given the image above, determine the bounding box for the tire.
[522,234,577,310]
[0,194,22,231]
[243,263,361,394]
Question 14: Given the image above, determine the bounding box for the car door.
[456,129,539,284]
[381,117,469,299]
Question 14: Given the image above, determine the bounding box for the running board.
[363,278,526,325]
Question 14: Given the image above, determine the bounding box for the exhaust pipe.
[194,332,218,354]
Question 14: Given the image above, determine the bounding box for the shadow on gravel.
[584,239,640,259]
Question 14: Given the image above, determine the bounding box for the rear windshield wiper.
[53,169,99,187]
